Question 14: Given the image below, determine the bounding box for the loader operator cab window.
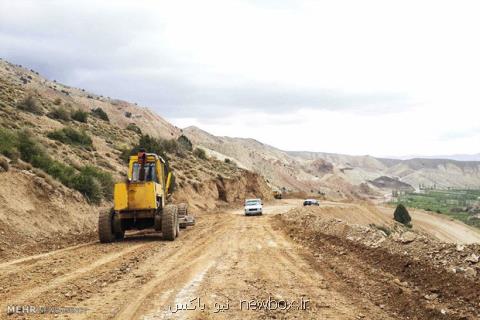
[132,163,157,183]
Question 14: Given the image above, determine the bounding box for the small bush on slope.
[47,127,93,148]
[394,204,412,226]
[17,95,43,115]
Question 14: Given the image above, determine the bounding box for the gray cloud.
[0,0,409,120]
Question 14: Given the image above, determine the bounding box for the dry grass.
[0,157,9,172]
[13,160,32,171]
[32,168,56,186]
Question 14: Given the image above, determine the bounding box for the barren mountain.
[291,152,480,189]
[390,153,480,162]
[184,126,362,200]
[185,126,480,198]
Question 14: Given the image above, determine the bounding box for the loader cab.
[127,152,169,188]
[119,152,173,210]
[132,162,157,183]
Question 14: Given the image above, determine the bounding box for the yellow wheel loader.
[98,151,194,243]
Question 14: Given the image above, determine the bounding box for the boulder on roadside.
[464,267,477,277]
[465,254,479,264]
[398,231,416,244]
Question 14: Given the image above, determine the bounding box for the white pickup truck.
[244,198,263,216]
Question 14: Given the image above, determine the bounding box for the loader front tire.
[99,209,115,243]
[162,204,178,241]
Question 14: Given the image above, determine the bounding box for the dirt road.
[1,200,478,319]
[1,200,393,320]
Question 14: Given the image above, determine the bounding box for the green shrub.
[14,131,75,185]
[17,130,45,163]
[136,135,164,155]
[124,135,178,162]
[47,127,93,147]
[193,147,207,160]
[71,110,89,123]
[394,204,412,225]
[91,107,109,121]
[177,135,193,151]
[79,166,113,200]
[0,128,110,202]
[53,98,62,105]
[121,136,182,187]
[69,172,102,203]
[17,95,43,114]
[126,123,142,134]
[161,139,180,154]
[48,106,71,121]
[0,128,19,159]
[31,154,75,185]
[69,166,113,204]
[224,158,231,164]
[119,147,132,163]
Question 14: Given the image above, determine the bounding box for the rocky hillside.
[0,59,272,258]
[184,126,370,200]
[0,59,181,140]
[185,126,480,199]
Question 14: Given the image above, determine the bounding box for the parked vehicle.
[244,198,263,215]
[303,199,320,206]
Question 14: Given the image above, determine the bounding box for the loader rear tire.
[162,204,177,241]
[99,209,115,243]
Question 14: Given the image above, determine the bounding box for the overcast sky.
[1,0,479,157]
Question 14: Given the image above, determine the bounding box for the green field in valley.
[391,189,480,228]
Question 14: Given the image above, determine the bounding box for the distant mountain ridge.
[185,126,480,199]
[385,154,480,162]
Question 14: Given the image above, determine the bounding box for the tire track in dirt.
[1,229,199,320]
[7,245,149,303]
[0,241,97,270]
[113,214,233,320]
[31,212,226,320]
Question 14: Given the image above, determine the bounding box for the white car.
[244,198,263,216]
